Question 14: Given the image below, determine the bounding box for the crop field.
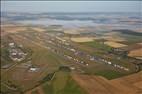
[94,70,125,80]
[102,33,126,42]
[30,27,46,32]
[104,41,127,48]
[42,71,87,94]
[71,37,95,42]
[64,29,81,34]
[1,25,28,33]
[72,71,142,94]
[128,48,142,59]
[79,40,112,52]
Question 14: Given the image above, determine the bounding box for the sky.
[1,1,142,13]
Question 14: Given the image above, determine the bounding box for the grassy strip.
[95,70,125,80]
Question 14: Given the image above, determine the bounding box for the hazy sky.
[1,1,142,13]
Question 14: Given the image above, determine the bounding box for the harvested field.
[104,41,127,48]
[64,29,80,34]
[102,36,126,42]
[71,37,95,42]
[128,48,142,59]
[72,74,121,94]
[64,28,89,34]
[133,81,142,89]
[1,25,27,33]
[110,71,142,92]
[102,32,126,42]
[72,71,142,94]
[31,27,45,32]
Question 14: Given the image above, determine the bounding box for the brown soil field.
[72,71,142,94]
[134,81,142,89]
[128,48,142,59]
[104,41,127,48]
[102,36,126,42]
[127,43,142,59]
[1,25,27,33]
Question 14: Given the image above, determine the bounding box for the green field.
[42,71,87,94]
[94,70,125,80]
[80,40,112,52]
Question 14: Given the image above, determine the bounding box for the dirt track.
[72,72,142,94]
